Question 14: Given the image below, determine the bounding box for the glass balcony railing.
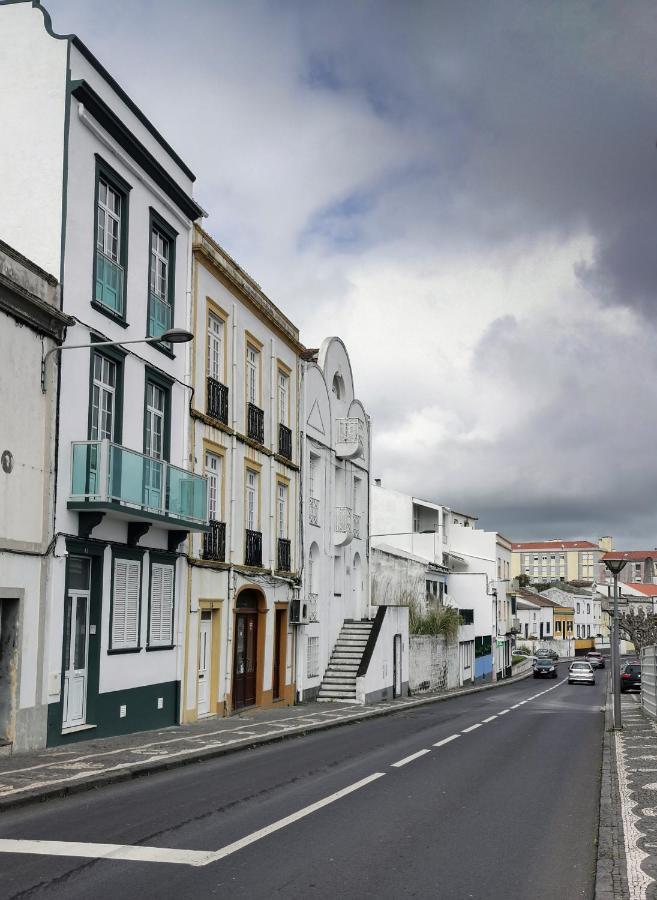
[148,291,172,341]
[95,251,124,316]
[70,440,208,527]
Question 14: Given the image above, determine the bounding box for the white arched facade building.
[298,338,408,702]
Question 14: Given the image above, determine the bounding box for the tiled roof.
[621,583,657,597]
[512,540,599,551]
[601,551,657,561]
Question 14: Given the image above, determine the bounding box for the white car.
[568,661,595,685]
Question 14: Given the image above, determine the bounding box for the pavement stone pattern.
[0,670,532,811]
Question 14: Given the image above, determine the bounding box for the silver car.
[568,661,595,685]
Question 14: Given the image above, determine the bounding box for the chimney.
[598,536,613,552]
[374,478,382,487]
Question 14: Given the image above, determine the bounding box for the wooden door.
[233,612,258,709]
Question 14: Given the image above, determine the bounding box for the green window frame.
[147,208,178,352]
[92,155,131,326]
[87,338,126,444]
[108,548,145,654]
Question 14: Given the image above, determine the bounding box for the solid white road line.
[0,772,387,868]
[462,724,482,733]
[0,839,213,867]
[482,715,498,723]
[433,734,461,747]
[391,749,431,768]
[510,704,521,709]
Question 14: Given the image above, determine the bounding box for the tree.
[517,573,530,588]
[617,607,657,655]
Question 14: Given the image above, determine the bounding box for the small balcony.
[335,417,365,460]
[202,520,226,562]
[148,291,172,342]
[308,496,320,526]
[308,593,319,623]
[353,513,361,540]
[95,251,124,316]
[69,440,208,530]
[247,402,264,444]
[278,423,292,460]
[334,506,353,547]
[277,537,291,572]
[245,528,262,567]
[207,377,229,425]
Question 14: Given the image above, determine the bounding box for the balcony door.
[88,352,117,495]
[144,381,166,510]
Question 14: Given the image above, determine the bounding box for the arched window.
[332,373,344,399]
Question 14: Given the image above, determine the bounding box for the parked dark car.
[585,651,605,669]
[620,662,641,693]
[533,658,558,679]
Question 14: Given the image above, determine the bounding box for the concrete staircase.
[317,620,373,702]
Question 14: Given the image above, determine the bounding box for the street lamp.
[602,553,630,729]
[41,328,194,392]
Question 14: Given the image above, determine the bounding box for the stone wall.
[409,635,460,693]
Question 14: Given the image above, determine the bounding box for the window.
[475,635,492,657]
[111,557,141,650]
[413,506,420,533]
[90,353,117,441]
[148,213,177,341]
[497,558,501,578]
[278,370,289,425]
[587,624,591,638]
[555,620,562,633]
[144,376,169,509]
[246,469,258,531]
[307,636,319,678]
[545,621,550,634]
[207,313,224,382]
[587,603,591,615]
[145,382,166,460]
[577,624,581,638]
[459,609,474,625]
[205,452,222,522]
[576,603,581,614]
[246,344,260,406]
[94,158,130,318]
[278,482,288,539]
[148,561,174,647]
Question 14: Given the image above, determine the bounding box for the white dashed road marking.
[482,716,498,723]
[462,724,482,733]
[433,734,460,748]
[391,749,431,768]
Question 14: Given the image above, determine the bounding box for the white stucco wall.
[356,606,409,703]
[0,3,67,276]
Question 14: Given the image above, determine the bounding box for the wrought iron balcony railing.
[353,513,361,539]
[202,520,226,562]
[207,377,229,425]
[308,496,320,526]
[69,440,208,527]
[308,593,319,623]
[245,528,263,567]
[247,402,264,444]
[277,537,291,572]
[278,423,292,460]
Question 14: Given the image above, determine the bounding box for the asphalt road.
[0,668,605,900]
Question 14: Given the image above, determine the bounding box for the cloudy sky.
[47,0,657,547]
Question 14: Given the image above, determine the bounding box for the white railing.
[308,593,319,623]
[353,513,361,539]
[335,506,353,535]
[336,417,365,445]
[308,496,320,526]
[642,645,657,719]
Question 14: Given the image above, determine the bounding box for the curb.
[0,667,533,814]
[595,670,630,900]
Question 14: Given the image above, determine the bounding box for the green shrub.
[409,602,461,641]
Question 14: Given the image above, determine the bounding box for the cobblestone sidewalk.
[0,670,531,812]
[597,692,657,900]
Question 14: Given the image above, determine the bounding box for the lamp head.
[158,328,194,344]
[602,553,630,576]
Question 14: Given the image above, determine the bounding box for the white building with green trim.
[0,0,208,746]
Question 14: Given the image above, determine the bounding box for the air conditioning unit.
[289,598,309,625]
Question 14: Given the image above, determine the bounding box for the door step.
[0,740,12,758]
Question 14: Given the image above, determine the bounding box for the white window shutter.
[150,563,174,646]
[112,558,140,649]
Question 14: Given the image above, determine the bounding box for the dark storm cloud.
[44,0,657,544]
